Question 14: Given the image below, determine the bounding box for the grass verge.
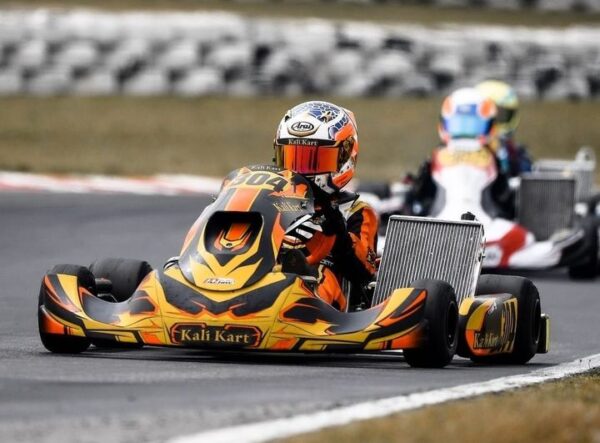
[283,369,600,443]
[0,96,598,181]
[1,0,599,27]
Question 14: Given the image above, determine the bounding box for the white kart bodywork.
[371,143,585,270]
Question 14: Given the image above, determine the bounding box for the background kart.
[38,166,549,368]
[357,147,600,279]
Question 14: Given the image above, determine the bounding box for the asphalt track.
[0,192,598,443]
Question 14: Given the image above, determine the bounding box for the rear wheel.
[38,264,92,354]
[403,279,458,368]
[475,275,541,364]
[89,258,153,302]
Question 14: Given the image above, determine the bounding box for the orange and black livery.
[38,166,550,367]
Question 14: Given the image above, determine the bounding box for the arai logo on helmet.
[289,121,317,136]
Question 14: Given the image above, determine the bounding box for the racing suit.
[496,137,532,178]
[404,145,516,219]
[222,165,378,311]
[298,188,378,311]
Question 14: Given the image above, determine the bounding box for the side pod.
[458,274,549,364]
[457,294,519,359]
[457,293,550,364]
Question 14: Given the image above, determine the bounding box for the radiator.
[517,174,575,241]
[373,216,484,306]
[533,158,594,201]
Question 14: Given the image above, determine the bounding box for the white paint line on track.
[168,354,600,443]
[0,171,222,196]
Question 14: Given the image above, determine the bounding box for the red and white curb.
[0,171,221,196]
[169,354,600,443]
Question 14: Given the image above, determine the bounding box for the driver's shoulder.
[338,192,376,220]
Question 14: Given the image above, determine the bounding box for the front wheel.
[38,264,92,354]
[89,258,153,302]
[403,279,458,368]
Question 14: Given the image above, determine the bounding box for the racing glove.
[405,159,436,216]
[284,214,323,245]
[320,202,347,237]
[308,183,348,236]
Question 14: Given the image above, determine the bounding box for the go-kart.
[38,165,549,367]
[358,145,599,279]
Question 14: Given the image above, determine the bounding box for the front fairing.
[40,265,432,352]
[157,265,299,348]
[507,226,586,269]
[483,218,585,269]
[178,167,314,292]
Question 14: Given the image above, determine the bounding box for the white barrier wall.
[0,9,598,98]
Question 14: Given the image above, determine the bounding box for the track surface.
[0,193,598,442]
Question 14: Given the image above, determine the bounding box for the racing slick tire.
[568,216,599,280]
[89,258,153,303]
[89,258,152,349]
[403,279,458,368]
[38,264,92,354]
[474,275,541,364]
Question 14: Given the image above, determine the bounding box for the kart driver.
[405,87,516,219]
[476,80,532,177]
[274,101,378,311]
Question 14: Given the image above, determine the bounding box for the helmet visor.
[275,142,339,175]
[496,106,517,125]
[442,113,493,139]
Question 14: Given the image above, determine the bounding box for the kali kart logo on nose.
[204,277,234,285]
[289,121,317,136]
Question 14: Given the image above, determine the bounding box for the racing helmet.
[438,87,497,150]
[476,80,520,139]
[274,101,359,194]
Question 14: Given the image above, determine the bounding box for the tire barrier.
[0,9,598,98]
[283,0,600,11]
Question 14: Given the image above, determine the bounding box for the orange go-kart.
[38,165,549,367]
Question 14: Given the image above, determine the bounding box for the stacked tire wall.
[280,0,600,12]
[0,9,599,99]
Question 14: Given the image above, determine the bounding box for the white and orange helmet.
[274,101,359,194]
[438,88,497,150]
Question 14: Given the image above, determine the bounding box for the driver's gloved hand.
[310,184,353,254]
[284,214,323,245]
[320,204,356,259]
[404,159,436,216]
[320,203,347,237]
[309,184,348,237]
[412,160,433,196]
